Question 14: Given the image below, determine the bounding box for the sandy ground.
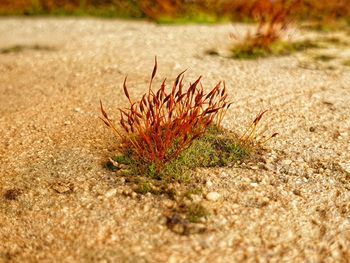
[0,18,350,262]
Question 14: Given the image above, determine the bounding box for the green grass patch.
[231,39,320,60]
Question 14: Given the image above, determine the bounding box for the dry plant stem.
[100,58,232,172]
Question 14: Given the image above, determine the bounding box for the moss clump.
[231,39,320,60]
[112,125,248,182]
[313,54,336,62]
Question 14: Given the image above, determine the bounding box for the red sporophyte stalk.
[100,58,232,171]
[240,110,279,145]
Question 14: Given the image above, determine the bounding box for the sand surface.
[0,18,350,262]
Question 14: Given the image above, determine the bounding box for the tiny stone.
[206,192,220,201]
[293,189,301,196]
[163,199,174,208]
[143,204,151,212]
[281,159,292,165]
[190,194,202,203]
[131,192,138,198]
[309,127,316,132]
[118,177,126,184]
[64,120,71,125]
[339,163,350,173]
[105,188,117,198]
[205,180,213,188]
[159,216,167,225]
[220,172,228,177]
[122,189,132,196]
[265,163,275,171]
[250,182,258,187]
[52,183,71,194]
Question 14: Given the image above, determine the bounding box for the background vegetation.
[0,0,349,26]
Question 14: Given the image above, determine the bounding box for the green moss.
[342,59,350,67]
[105,160,119,172]
[135,181,153,194]
[155,13,230,25]
[150,126,248,182]
[0,44,56,54]
[319,36,349,47]
[111,155,130,165]
[186,203,208,223]
[231,39,320,60]
[115,125,247,182]
[184,187,203,199]
[313,54,336,62]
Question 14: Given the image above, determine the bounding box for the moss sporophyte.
[101,58,276,180]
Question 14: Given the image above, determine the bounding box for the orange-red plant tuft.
[242,0,300,50]
[100,58,231,171]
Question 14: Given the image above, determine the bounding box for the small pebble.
[122,189,132,196]
[281,159,292,165]
[205,180,213,188]
[118,177,126,184]
[206,192,220,201]
[163,199,174,208]
[220,172,228,177]
[52,183,71,194]
[339,163,350,173]
[264,163,275,171]
[190,194,202,203]
[105,188,117,198]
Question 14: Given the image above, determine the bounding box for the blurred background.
[0,0,349,29]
